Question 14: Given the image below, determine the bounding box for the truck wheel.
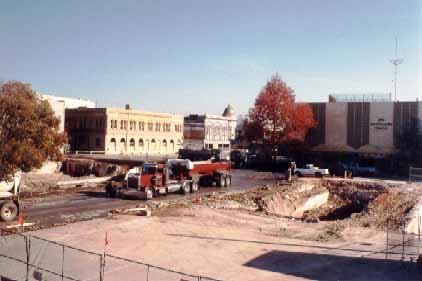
[106,188,117,198]
[0,202,18,222]
[226,175,232,186]
[191,181,199,193]
[181,182,190,194]
[295,172,302,177]
[315,172,322,178]
[145,188,154,200]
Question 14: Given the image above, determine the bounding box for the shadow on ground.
[244,250,421,281]
[78,191,107,198]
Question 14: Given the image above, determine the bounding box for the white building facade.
[37,93,95,132]
[184,105,237,150]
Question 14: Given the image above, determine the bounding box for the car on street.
[294,164,329,178]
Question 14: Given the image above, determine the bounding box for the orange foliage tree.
[246,74,316,155]
[0,81,65,180]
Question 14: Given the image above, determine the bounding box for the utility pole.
[390,37,403,101]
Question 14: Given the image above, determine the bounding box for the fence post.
[385,225,389,260]
[401,227,406,263]
[419,215,421,256]
[146,265,150,281]
[25,235,31,281]
[409,166,412,184]
[99,255,104,281]
[61,244,65,281]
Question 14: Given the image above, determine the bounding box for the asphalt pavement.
[1,169,276,231]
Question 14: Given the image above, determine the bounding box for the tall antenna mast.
[390,37,403,101]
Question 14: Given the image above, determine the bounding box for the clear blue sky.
[1,0,421,115]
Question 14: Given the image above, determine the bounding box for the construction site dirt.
[1,170,422,280]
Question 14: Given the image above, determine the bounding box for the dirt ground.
[4,174,422,280]
[25,203,420,281]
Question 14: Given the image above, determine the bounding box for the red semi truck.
[106,159,232,199]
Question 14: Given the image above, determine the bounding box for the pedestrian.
[291,161,296,175]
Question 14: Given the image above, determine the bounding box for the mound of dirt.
[356,191,418,229]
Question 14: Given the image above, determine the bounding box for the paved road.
[3,170,276,230]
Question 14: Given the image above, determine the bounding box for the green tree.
[0,81,65,180]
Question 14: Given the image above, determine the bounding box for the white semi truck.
[0,173,20,221]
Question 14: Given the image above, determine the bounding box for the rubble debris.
[61,158,128,177]
[109,207,151,216]
[187,179,420,231]
[302,181,388,222]
[316,222,345,241]
[361,191,417,229]
[5,222,35,229]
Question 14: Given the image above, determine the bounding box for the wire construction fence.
[0,233,223,281]
[2,219,422,281]
[383,215,422,281]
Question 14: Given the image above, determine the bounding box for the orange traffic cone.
[17,212,24,232]
[17,212,24,226]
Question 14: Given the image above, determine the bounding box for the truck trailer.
[106,159,232,199]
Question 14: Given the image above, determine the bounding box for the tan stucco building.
[65,107,184,155]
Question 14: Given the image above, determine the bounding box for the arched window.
[139,139,144,149]
[110,138,116,151]
[170,139,175,152]
[129,138,135,146]
[151,139,156,151]
[162,139,167,152]
[120,138,126,143]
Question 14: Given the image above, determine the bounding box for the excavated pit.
[305,181,388,221]
[301,180,418,230]
[200,179,418,230]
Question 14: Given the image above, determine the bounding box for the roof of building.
[66,107,183,119]
[222,104,235,117]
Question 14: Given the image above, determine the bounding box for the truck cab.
[123,162,194,199]
[0,173,21,221]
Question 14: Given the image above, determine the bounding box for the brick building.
[65,106,184,155]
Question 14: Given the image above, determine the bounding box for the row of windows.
[110,138,181,146]
[73,135,102,148]
[205,143,230,149]
[206,126,234,140]
[110,119,181,132]
[175,124,182,132]
[66,118,104,130]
